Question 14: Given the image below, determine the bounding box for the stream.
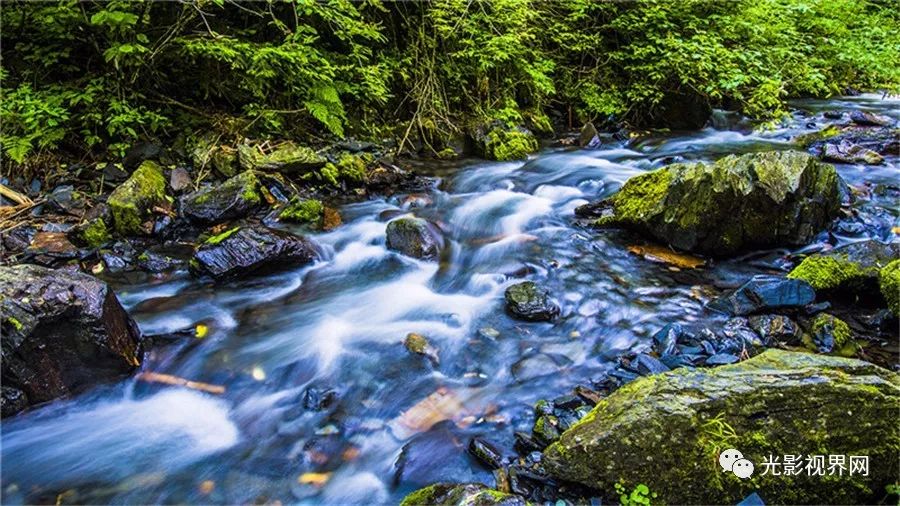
[2,95,898,505]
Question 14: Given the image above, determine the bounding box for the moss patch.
[787,254,874,290]
[485,127,539,161]
[597,168,673,227]
[880,259,900,316]
[204,226,240,245]
[79,218,110,248]
[810,313,852,349]
[279,198,324,224]
[107,160,167,235]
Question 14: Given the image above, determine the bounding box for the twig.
[0,183,33,206]
[136,371,226,394]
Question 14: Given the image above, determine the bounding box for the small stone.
[169,167,193,193]
[386,217,443,260]
[468,437,504,470]
[631,353,670,375]
[404,333,439,365]
[504,281,559,322]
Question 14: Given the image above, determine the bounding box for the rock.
[747,314,800,342]
[543,350,899,505]
[709,275,815,316]
[400,483,523,506]
[319,153,369,187]
[531,414,561,448]
[394,422,492,489]
[136,249,184,273]
[47,185,86,215]
[849,110,893,127]
[107,160,169,236]
[404,332,439,365]
[578,123,599,148]
[385,217,443,260]
[192,139,238,177]
[504,282,559,322]
[25,231,80,264]
[1,386,29,417]
[169,167,193,193]
[468,437,505,470]
[793,124,842,147]
[806,313,852,353]
[181,170,266,223]
[189,225,319,280]
[0,265,142,416]
[70,204,112,248]
[471,122,539,161]
[787,241,899,298]
[238,142,325,173]
[880,259,899,316]
[822,141,884,165]
[579,151,844,256]
[629,353,670,375]
[278,198,324,225]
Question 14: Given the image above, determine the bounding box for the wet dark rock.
[709,275,815,316]
[302,386,338,411]
[504,282,559,322]
[630,353,670,375]
[399,483,524,506]
[824,110,845,120]
[181,170,267,223]
[551,394,584,411]
[47,185,86,215]
[513,431,542,454]
[580,151,845,256]
[721,317,765,348]
[136,249,184,273]
[101,162,129,183]
[822,141,884,165]
[2,225,35,253]
[543,350,900,505]
[1,386,28,418]
[849,110,893,127]
[531,414,561,448]
[573,385,603,405]
[578,123,599,148]
[0,265,142,416]
[190,225,320,280]
[169,167,193,193]
[385,217,443,260]
[468,437,505,470]
[748,314,800,342]
[652,323,685,355]
[806,312,853,353]
[101,251,129,273]
[366,163,430,194]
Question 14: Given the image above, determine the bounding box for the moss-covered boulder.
[542,350,899,505]
[880,259,900,316]
[238,141,325,174]
[471,123,539,161]
[400,483,524,506]
[578,151,844,256]
[181,170,264,223]
[318,153,369,187]
[106,160,169,236]
[278,197,324,225]
[787,240,899,298]
[386,217,443,260]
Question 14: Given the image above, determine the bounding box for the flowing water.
[3,96,898,505]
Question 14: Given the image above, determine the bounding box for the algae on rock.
[542,349,899,505]
[106,160,169,235]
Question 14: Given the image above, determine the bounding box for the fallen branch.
[0,183,33,206]
[136,371,226,394]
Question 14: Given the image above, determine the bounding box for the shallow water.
[3,95,898,505]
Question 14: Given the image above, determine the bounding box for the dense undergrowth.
[1,0,897,169]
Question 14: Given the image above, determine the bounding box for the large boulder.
[106,160,169,235]
[787,240,899,301]
[542,350,899,505]
[385,217,443,260]
[0,265,143,416]
[400,483,524,506]
[181,170,266,223]
[189,225,320,280]
[578,151,845,256]
[238,142,325,174]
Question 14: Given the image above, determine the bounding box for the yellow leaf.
[198,480,215,495]
[195,324,208,339]
[892,226,900,235]
[298,472,331,487]
[628,244,706,269]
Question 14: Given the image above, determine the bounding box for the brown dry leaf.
[628,244,705,269]
[28,232,78,255]
[198,480,215,495]
[388,387,468,439]
[298,472,331,487]
[322,206,342,231]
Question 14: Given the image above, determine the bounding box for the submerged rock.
[386,217,443,260]
[543,350,899,505]
[107,160,169,235]
[709,275,815,316]
[400,483,523,506]
[0,265,142,416]
[578,151,844,256]
[504,282,559,322]
[181,170,265,223]
[849,110,893,127]
[238,142,325,173]
[190,225,319,280]
[471,122,539,161]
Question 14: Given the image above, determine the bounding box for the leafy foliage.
[1,0,897,165]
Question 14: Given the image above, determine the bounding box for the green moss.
[336,153,368,183]
[399,486,440,506]
[279,198,324,224]
[487,128,539,161]
[5,316,23,331]
[794,124,842,147]
[107,160,167,235]
[810,313,852,348]
[787,254,874,290]
[436,147,458,160]
[204,226,240,245]
[597,168,672,227]
[80,218,110,247]
[879,259,900,316]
